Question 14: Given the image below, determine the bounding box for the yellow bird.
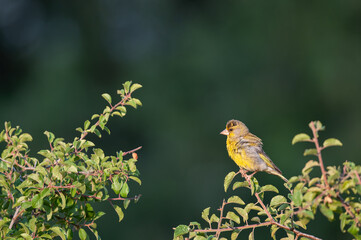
[220,119,288,182]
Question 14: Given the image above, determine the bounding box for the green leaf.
[120,182,129,198]
[127,99,138,108]
[340,179,355,193]
[128,159,137,172]
[234,207,248,222]
[323,138,343,148]
[114,205,124,222]
[67,165,78,173]
[356,185,361,195]
[123,81,132,94]
[224,171,236,192]
[19,133,33,142]
[20,233,33,240]
[85,203,95,218]
[302,160,319,175]
[123,199,130,209]
[292,133,311,145]
[270,225,279,239]
[227,196,245,205]
[202,207,210,222]
[260,184,279,193]
[249,230,254,240]
[174,225,190,238]
[59,192,66,209]
[91,114,99,120]
[101,93,112,105]
[52,165,62,181]
[130,83,142,92]
[111,176,122,195]
[250,177,259,195]
[94,211,106,221]
[194,236,207,240]
[340,213,348,232]
[226,211,240,224]
[319,204,334,220]
[40,188,51,199]
[270,195,287,207]
[231,231,240,240]
[116,106,127,113]
[44,131,55,143]
[50,227,66,240]
[312,121,325,131]
[233,181,249,190]
[132,98,142,106]
[84,120,91,130]
[94,128,102,138]
[347,222,359,236]
[251,216,260,223]
[29,217,36,232]
[288,176,299,183]
[210,214,220,223]
[303,148,318,156]
[79,228,87,240]
[129,176,142,185]
[31,194,43,209]
[293,190,303,207]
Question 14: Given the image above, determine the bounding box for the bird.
[220,119,288,182]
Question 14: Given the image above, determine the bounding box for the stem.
[194,222,272,233]
[192,170,322,239]
[239,170,322,240]
[9,207,25,229]
[215,199,226,239]
[79,91,133,141]
[309,121,329,189]
[122,146,142,156]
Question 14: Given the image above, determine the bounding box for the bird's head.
[220,119,249,139]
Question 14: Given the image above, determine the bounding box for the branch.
[192,170,322,240]
[9,207,25,229]
[309,122,329,189]
[215,199,226,239]
[193,222,272,233]
[238,170,322,240]
[122,146,142,156]
[79,91,133,141]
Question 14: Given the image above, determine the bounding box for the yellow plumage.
[221,119,287,182]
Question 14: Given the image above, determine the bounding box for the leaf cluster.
[291,121,361,239]
[0,81,142,239]
[174,121,361,240]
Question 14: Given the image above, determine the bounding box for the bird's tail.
[268,169,288,182]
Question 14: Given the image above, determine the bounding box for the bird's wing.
[258,150,282,175]
[240,133,263,146]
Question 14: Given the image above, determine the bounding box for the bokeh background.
[1,0,361,239]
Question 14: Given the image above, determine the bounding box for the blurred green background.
[1,0,361,239]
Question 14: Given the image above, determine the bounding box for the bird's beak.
[220,129,229,135]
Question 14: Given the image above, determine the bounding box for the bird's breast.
[226,138,254,170]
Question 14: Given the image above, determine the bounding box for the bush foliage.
[174,121,361,240]
[0,81,142,240]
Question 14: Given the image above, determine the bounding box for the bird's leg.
[238,168,251,181]
[248,171,258,179]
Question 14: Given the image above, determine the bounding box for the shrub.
[174,121,361,240]
[0,81,143,240]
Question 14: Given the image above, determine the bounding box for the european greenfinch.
[220,119,288,182]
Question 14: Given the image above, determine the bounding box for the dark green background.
[1,1,360,239]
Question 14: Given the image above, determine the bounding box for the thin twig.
[215,199,226,239]
[122,146,142,156]
[309,122,329,189]
[192,170,322,240]
[9,207,24,229]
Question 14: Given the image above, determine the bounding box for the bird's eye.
[229,128,233,132]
